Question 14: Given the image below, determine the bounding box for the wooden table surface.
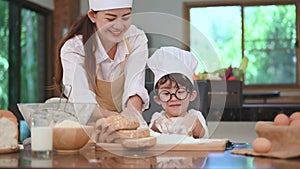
[0,144,299,169]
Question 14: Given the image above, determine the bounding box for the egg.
[290,119,300,126]
[252,137,272,153]
[274,113,290,126]
[289,112,300,122]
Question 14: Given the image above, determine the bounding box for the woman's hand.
[98,106,119,118]
[120,106,148,128]
[127,95,143,112]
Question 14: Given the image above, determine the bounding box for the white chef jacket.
[60,25,149,111]
[149,109,209,138]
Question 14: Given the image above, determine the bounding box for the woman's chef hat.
[147,46,198,87]
[89,0,133,11]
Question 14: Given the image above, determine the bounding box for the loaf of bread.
[117,128,150,139]
[96,115,140,131]
[121,136,157,148]
[105,128,151,143]
[96,115,151,143]
[0,110,19,150]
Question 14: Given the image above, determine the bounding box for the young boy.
[147,47,209,138]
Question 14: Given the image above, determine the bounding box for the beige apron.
[95,39,131,112]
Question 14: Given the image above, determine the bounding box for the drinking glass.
[30,110,53,159]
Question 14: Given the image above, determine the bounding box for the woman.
[54,0,149,117]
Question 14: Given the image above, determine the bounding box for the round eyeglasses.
[157,88,189,102]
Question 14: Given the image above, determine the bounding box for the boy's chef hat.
[89,0,133,11]
[147,46,198,87]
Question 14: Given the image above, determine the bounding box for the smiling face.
[88,8,132,45]
[154,74,197,118]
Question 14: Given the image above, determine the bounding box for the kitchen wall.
[30,0,299,50]
[27,0,217,52]
[31,0,296,51]
[29,0,300,102]
[80,0,184,15]
[27,0,86,15]
[80,0,290,50]
[80,0,188,49]
[28,0,54,9]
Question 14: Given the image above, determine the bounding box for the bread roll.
[0,110,19,150]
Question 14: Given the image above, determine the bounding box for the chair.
[142,80,208,124]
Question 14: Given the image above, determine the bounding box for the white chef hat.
[89,0,133,11]
[147,46,198,88]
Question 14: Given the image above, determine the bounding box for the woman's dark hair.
[155,73,194,92]
[52,14,97,95]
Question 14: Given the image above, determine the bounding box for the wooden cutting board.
[0,146,19,154]
[96,138,229,151]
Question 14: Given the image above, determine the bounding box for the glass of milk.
[30,110,53,159]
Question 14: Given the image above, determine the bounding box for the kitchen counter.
[0,144,299,169]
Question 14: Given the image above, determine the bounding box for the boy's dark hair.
[155,73,194,92]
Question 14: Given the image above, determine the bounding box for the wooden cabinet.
[206,80,243,109]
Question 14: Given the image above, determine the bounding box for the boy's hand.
[154,116,174,134]
[154,113,198,136]
[169,114,198,136]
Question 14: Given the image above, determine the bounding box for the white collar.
[95,35,129,63]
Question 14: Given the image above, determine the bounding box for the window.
[244,5,296,85]
[0,0,9,109]
[0,0,52,110]
[188,1,299,87]
[21,8,44,103]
